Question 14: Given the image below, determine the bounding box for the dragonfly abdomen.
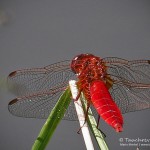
[90,80,123,132]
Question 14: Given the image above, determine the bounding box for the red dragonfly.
[8,54,150,132]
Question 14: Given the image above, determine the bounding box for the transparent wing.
[7,60,80,120]
[8,87,78,120]
[109,83,150,114]
[8,60,75,96]
[103,57,150,113]
[103,57,150,85]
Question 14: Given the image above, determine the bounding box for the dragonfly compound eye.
[70,53,95,74]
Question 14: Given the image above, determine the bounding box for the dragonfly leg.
[97,128,106,138]
[77,104,90,134]
[97,115,100,128]
[97,115,106,138]
[73,88,83,101]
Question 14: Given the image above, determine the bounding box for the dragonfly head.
[71,53,96,75]
[71,53,106,79]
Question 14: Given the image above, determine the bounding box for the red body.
[71,53,123,132]
[90,80,123,132]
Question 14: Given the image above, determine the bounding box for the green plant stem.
[80,94,109,150]
[32,88,71,150]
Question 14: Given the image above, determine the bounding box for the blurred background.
[0,0,150,150]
